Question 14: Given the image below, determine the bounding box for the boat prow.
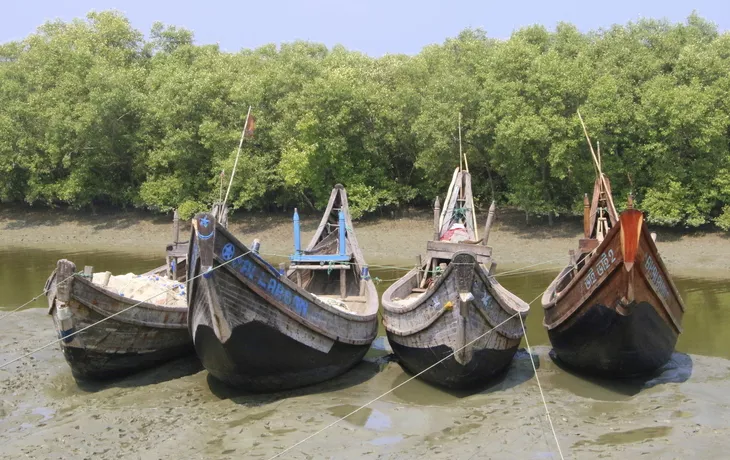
[542,175,685,376]
[382,169,529,389]
[187,185,379,391]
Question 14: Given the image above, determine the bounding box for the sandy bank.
[1,205,729,278]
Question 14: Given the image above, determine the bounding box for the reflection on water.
[674,277,730,358]
[328,404,392,431]
[2,248,729,362]
[0,247,162,310]
[546,351,693,401]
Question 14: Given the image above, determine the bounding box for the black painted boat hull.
[62,344,194,381]
[388,336,518,389]
[193,321,369,391]
[548,301,677,377]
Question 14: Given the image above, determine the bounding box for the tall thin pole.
[223,106,252,209]
[458,112,463,172]
[577,110,601,177]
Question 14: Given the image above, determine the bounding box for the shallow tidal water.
[1,247,730,459]
[2,247,728,359]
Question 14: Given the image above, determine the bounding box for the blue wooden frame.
[290,208,350,263]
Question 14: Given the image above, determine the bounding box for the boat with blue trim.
[186,185,378,391]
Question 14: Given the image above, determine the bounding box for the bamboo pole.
[583,193,590,238]
[433,197,441,241]
[458,113,463,172]
[577,110,614,215]
[222,106,252,209]
[577,110,601,176]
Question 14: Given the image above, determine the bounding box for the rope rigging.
[266,266,575,460]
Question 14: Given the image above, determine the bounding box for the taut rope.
[266,313,519,460]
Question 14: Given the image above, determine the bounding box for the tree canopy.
[1,11,729,228]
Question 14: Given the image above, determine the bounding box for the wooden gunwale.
[543,219,622,310]
[71,274,187,314]
[383,256,527,337]
[542,255,623,330]
[214,251,376,345]
[72,295,186,330]
[46,268,186,330]
[214,222,377,325]
[637,223,685,314]
[543,216,684,333]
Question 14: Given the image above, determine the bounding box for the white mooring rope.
[513,268,577,460]
[266,313,520,460]
[488,258,564,278]
[519,299,565,460]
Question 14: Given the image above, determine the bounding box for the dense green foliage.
[2,11,730,227]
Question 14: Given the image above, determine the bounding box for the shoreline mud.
[2,206,730,458]
[2,206,729,278]
[1,309,729,459]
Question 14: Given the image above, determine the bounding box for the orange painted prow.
[619,208,644,272]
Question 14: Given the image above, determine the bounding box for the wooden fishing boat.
[45,214,192,380]
[542,174,685,376]
[46,261,190,381]
[382,168,529,389]
[187,185,379,391]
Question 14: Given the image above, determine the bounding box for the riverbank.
[2,205,728,278]
[1,309,728,459]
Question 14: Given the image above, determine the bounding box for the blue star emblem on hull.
[200,216,210,228]
[222,243,235,261]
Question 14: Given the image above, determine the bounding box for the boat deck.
[313,294,369,314]
[390,291,425,307]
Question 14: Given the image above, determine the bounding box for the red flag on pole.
[245,112,256,137]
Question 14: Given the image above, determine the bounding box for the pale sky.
[3,1,728,56]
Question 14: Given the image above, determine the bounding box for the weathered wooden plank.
[186,184,379,391]
[426,240,492,258]
[541,172,686,376]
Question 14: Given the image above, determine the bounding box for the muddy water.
[2,248,729,359]
[0,248,162,310]
[1,248,730,459]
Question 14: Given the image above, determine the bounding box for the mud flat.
[1,309,729,459]
[2,206,729,278]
